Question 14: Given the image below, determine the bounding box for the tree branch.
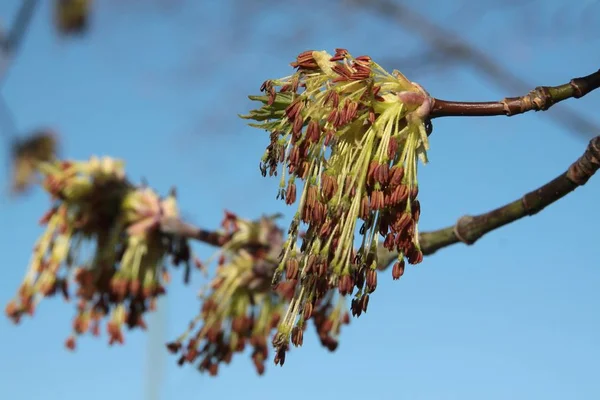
[380,134,600,268]
[430,69,600,118]
[159,216,230,247]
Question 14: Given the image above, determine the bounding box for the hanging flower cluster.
[167,211,351,375]
[242,49,432,362]
[10,130,58,194]
[4,156,198,349]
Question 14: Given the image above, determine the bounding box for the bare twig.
[430,69,600,118]
[0,0,40,141]
[159,216,230,247]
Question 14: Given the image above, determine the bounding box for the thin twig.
[430,69,600,118]
[0,0,40,141]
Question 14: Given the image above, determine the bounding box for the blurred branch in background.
[0,0,39,140]
[348,0,600,138]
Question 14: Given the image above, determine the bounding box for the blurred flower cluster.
[167,211,351,375]
[4,155,198,349]
[242,49,431,361]
[10,130,58,194]
[54,0,91,36]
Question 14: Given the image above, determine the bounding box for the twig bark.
[430,69,600,118]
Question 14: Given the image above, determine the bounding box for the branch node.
[453,215,476,245]
[567,136,600,185]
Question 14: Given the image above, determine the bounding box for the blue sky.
[0,1,599,399]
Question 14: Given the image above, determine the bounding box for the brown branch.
[380,135,600,268]
[159,216,230,247]
[430,69,600,118]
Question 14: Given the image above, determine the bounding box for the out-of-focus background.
[0,1,599,399]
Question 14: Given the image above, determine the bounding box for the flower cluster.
[10,130,58,194]
[54,0,91,36]
[4,156,198,349]
[242,49,431,362]
[167,211,351,375]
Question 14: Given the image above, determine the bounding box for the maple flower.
[242,49,432,362]
[4,156,198,349]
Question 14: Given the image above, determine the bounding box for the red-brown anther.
[369,110,376,124]
[366,269,378,293]
[65,336,76,350]
[207,326,221,343]
[359,195,370,220]
[342,312,350,325]
[338,274,354,296]
[285,100,304,120]
[376,163,390,185]
[235,338,246,352]
[321,173,338,201]
[292,115,304,137]
[410,185,419,201]
[319,219,333,238]
[367,160,378,186]
[129,280,140,297]
[223,351,233,364]
[389,165,405,187]
[317,259,328,276]
[166,341,182,353]
[306,120,321,143]
[322,318,334,333]
[370,190,385,210]
[332,63,352,80]
[411,200,421,222]
[298,161,310,179]
[288,145,299,168]
[407,246,424,265]
[260,80,271,93]
[291,326,304,347]
[351,298,362,317]
[387,138,399,160]
[274,347,286,366]
[312,202,326,225]
[361,294,370,313]
[290,50,319,69]
[341,100,358,125]
[208,363,219,376]
[391,184,409,205]
[73,315,90,334]
[306,185,318,209]
[303,302,313,320]
[38,207,58,225]
[231,316,246,334]
[392,211,413,234]
[286,258,299,280]
[392,259,405,280]
[253,358,266,375]
[329,48,349,61]
[384,232,396,250]
[327,109,339,125]
[323,90,340,108]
